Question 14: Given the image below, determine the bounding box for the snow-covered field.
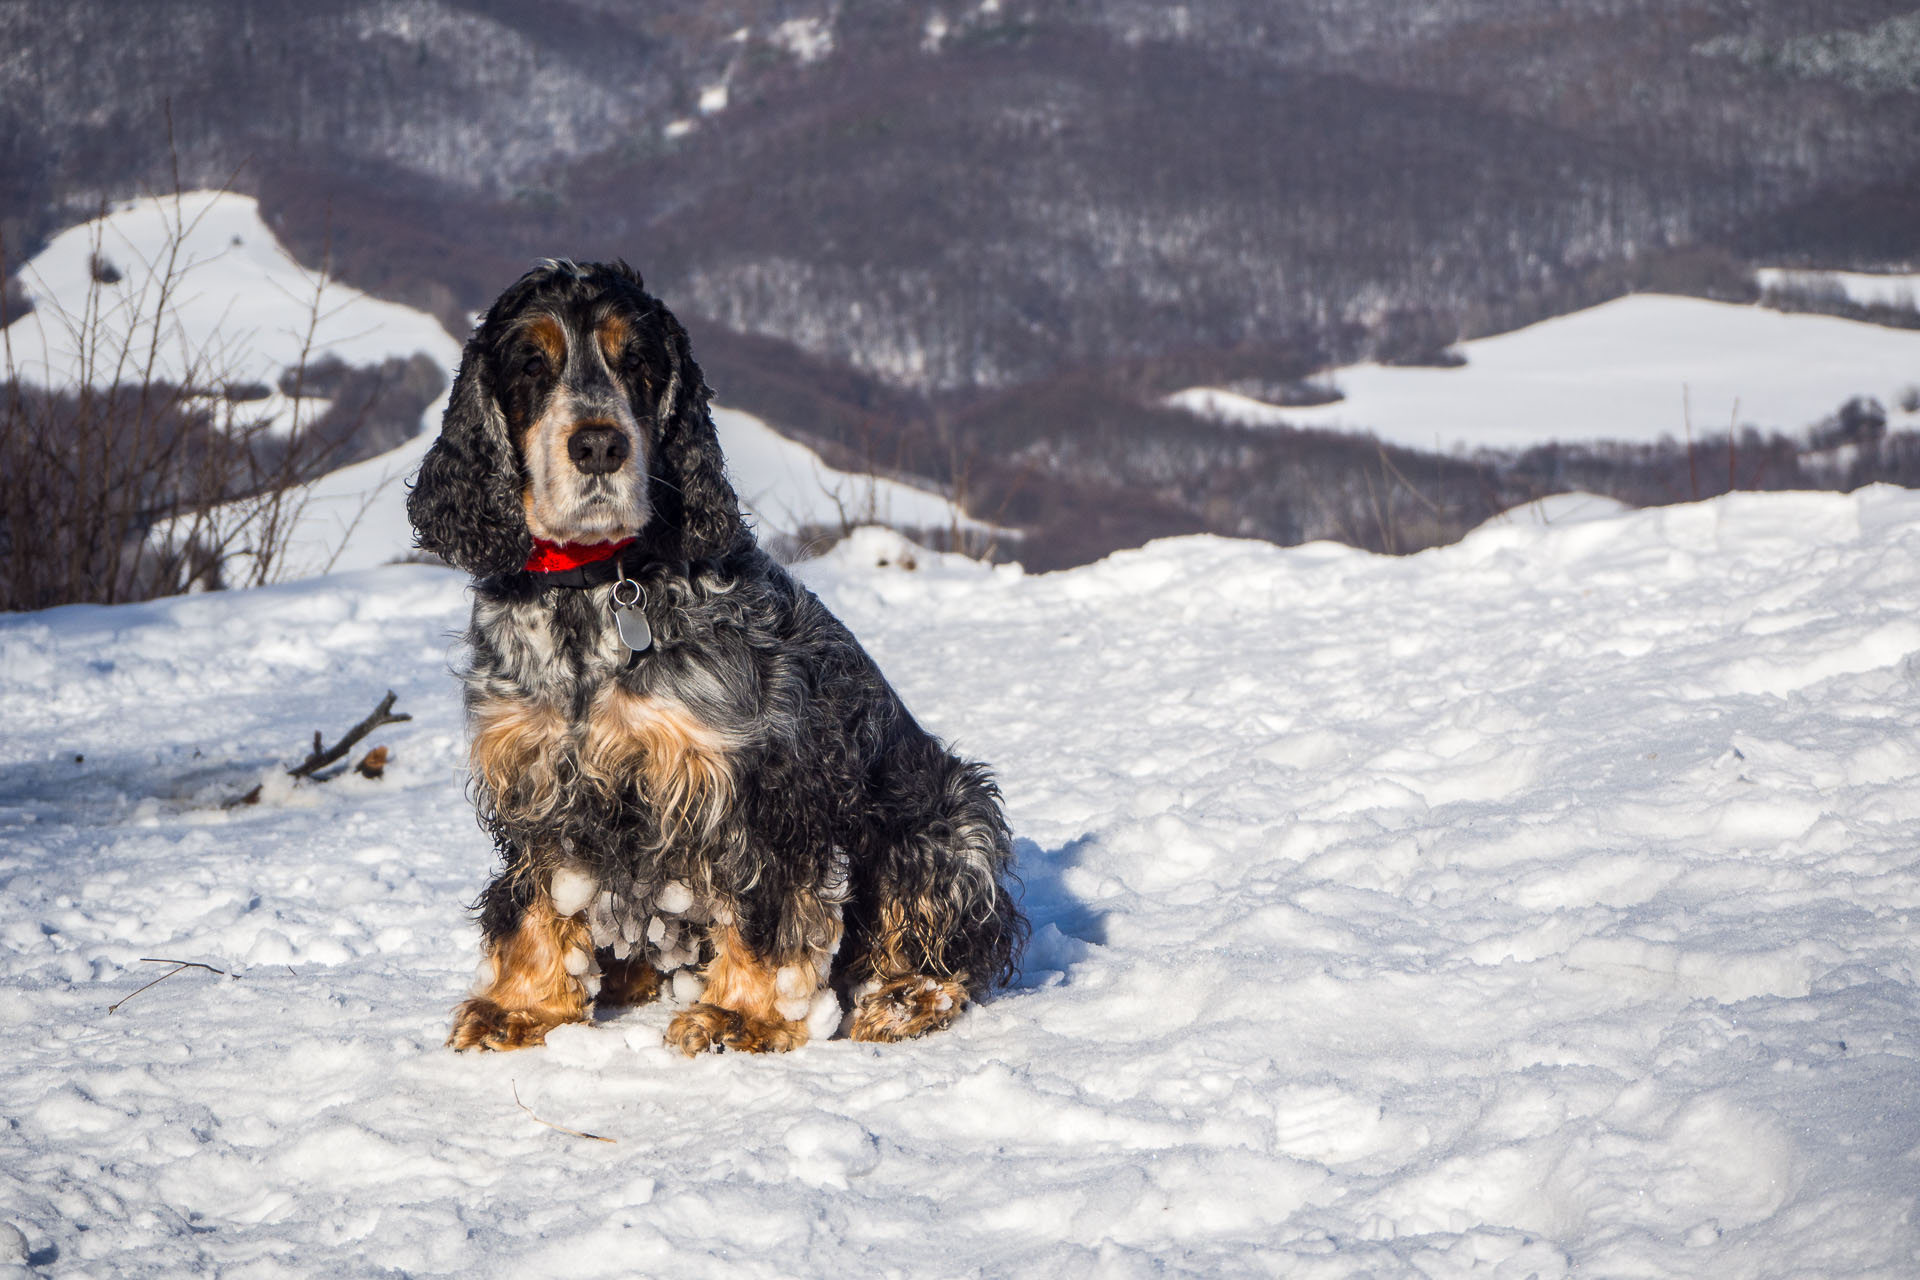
[4,488,1919,1277]
[1757,268,1920,313]
[1171,294,1920,452]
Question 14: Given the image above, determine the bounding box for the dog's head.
[406,260,744,577]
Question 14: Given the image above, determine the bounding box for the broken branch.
[288,690,411,780]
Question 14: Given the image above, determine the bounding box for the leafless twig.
[107,957,233,1013]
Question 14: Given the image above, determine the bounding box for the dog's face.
[493,288,671,545]
[408,260,744,577]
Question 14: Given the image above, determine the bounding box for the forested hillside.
[5,0,1919,565]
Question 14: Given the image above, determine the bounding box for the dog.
[406,260,1024,1054]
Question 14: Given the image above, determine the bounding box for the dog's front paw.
[849,976,968,1043]
[665,1002,807,1056]
[448,998,566,1051]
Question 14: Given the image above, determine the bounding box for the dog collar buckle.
[610,577,654,659]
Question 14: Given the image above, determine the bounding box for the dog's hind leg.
[449,890,596,1052]
[845,893,974,1044]
[595,951,663,1007]
[847,758,1024,1044]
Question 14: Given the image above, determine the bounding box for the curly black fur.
[409,261,1024,1047]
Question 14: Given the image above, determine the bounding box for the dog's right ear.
[406,332,532,578]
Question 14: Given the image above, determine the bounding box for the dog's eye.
[523,354,550,379]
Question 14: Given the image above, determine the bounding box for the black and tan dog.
[407,260,1023,1055]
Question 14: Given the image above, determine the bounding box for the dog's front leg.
[449,885,597,1052]
[665,909,840,1056]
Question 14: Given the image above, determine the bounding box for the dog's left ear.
[406,331,533,578]
[650,307,746,562]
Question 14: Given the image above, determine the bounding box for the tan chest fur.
[470,686,737,835]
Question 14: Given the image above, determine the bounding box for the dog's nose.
[568,425,629,475]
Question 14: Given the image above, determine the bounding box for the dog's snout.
[567,425,630,475]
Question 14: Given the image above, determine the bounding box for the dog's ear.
[650,307,746,562]
[406,331,532,578]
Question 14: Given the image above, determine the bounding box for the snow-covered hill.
[4,193,978,580]
[4,192,464,398]
[4,490,1918,1276]
[1172,294,1920,452]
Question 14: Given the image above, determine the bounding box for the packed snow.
[1171,293,1920,452]
[4,487,1920,1276]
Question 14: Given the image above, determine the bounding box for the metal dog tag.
[610,580,653,655]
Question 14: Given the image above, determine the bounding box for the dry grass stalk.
[512,1081,617,1144]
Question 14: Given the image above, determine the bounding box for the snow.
[768,17,834,65]
[1171,294,1920,451]
[3,191,463,396]
[6,489,1920,1275]
[1757,267,1920,313]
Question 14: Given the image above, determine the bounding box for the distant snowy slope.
[711,405,982,545]
[1757,267,1920,312]
[281,402,977,579]
[3,192,463,392]
[1172,294,1920,451]
[4,490,1920,1276]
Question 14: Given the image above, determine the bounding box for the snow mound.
[711,407,984,546]
[1475,491,1633,531]
[5,484,1920,1275]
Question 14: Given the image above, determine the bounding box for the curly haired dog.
[406,260,1024,1054]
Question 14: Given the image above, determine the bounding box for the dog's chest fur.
[463,581,753,864]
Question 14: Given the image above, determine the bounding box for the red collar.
[522,537,637,574]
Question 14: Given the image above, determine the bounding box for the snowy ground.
[4,487,1919,1277]
[1171,294,1920,452]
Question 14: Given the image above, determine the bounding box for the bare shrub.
[0,192,373,612]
